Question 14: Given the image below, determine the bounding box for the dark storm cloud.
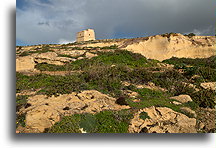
[82,0,215,38]
[16,0,215,45]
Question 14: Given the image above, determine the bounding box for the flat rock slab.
[129,106,197,133]
[22,90,130,132]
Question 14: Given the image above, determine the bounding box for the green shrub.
[16,95,29,112]
[197,67,216,82]
[19,51,30,57]
[170,82,196,96]
[163,56,216,69]
[152,69,186,90]
[35,63,68,71]
[124,68,154,84]
[16,113,26,128]
[16,73,87,96]
[191,89,215,108]
[139,112,150,120]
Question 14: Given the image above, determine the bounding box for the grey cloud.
[16,0,215,45]
[38,21,50,26]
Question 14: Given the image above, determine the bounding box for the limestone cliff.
[71,33,215,61]
[122,34,215,61]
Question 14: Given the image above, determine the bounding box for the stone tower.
[76,29,95,42]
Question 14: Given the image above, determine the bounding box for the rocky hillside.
[16,33,215,133]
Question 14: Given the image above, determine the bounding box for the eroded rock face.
[16,56,35,72]
[34,58,65,65]
[129,106,197,133]
[33,52,75,65]
[123,34,215,61]
[22,90,130,132]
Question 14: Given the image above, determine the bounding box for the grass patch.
[46,110,133,133]
[125,88,197,114]
[16,72,87,96]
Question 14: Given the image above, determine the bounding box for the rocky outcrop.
[21,90,130,132]
[200,82,215,91]
[16,56,35,72]
[129,106,197,133]
[33,52,75,65]
[34,58,65,65]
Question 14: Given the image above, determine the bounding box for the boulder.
[129,106,197,133]
[169,95,193,103]
[16,56,35,72]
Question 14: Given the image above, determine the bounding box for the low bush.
[16,113,26,128]
[191,89,215,108]
[35,63,69,71]
[163,56,216,69]
[16,73,87,96]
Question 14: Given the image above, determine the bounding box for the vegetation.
[16,95,29,112]
[16,46,216,133]
[46,110,133,133]
[184,33,196,37]
[18,50,215,108]
[139,112,150,120]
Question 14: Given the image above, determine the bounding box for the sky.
[16,0,215,46]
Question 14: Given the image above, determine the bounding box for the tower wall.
[76,29,95,42]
